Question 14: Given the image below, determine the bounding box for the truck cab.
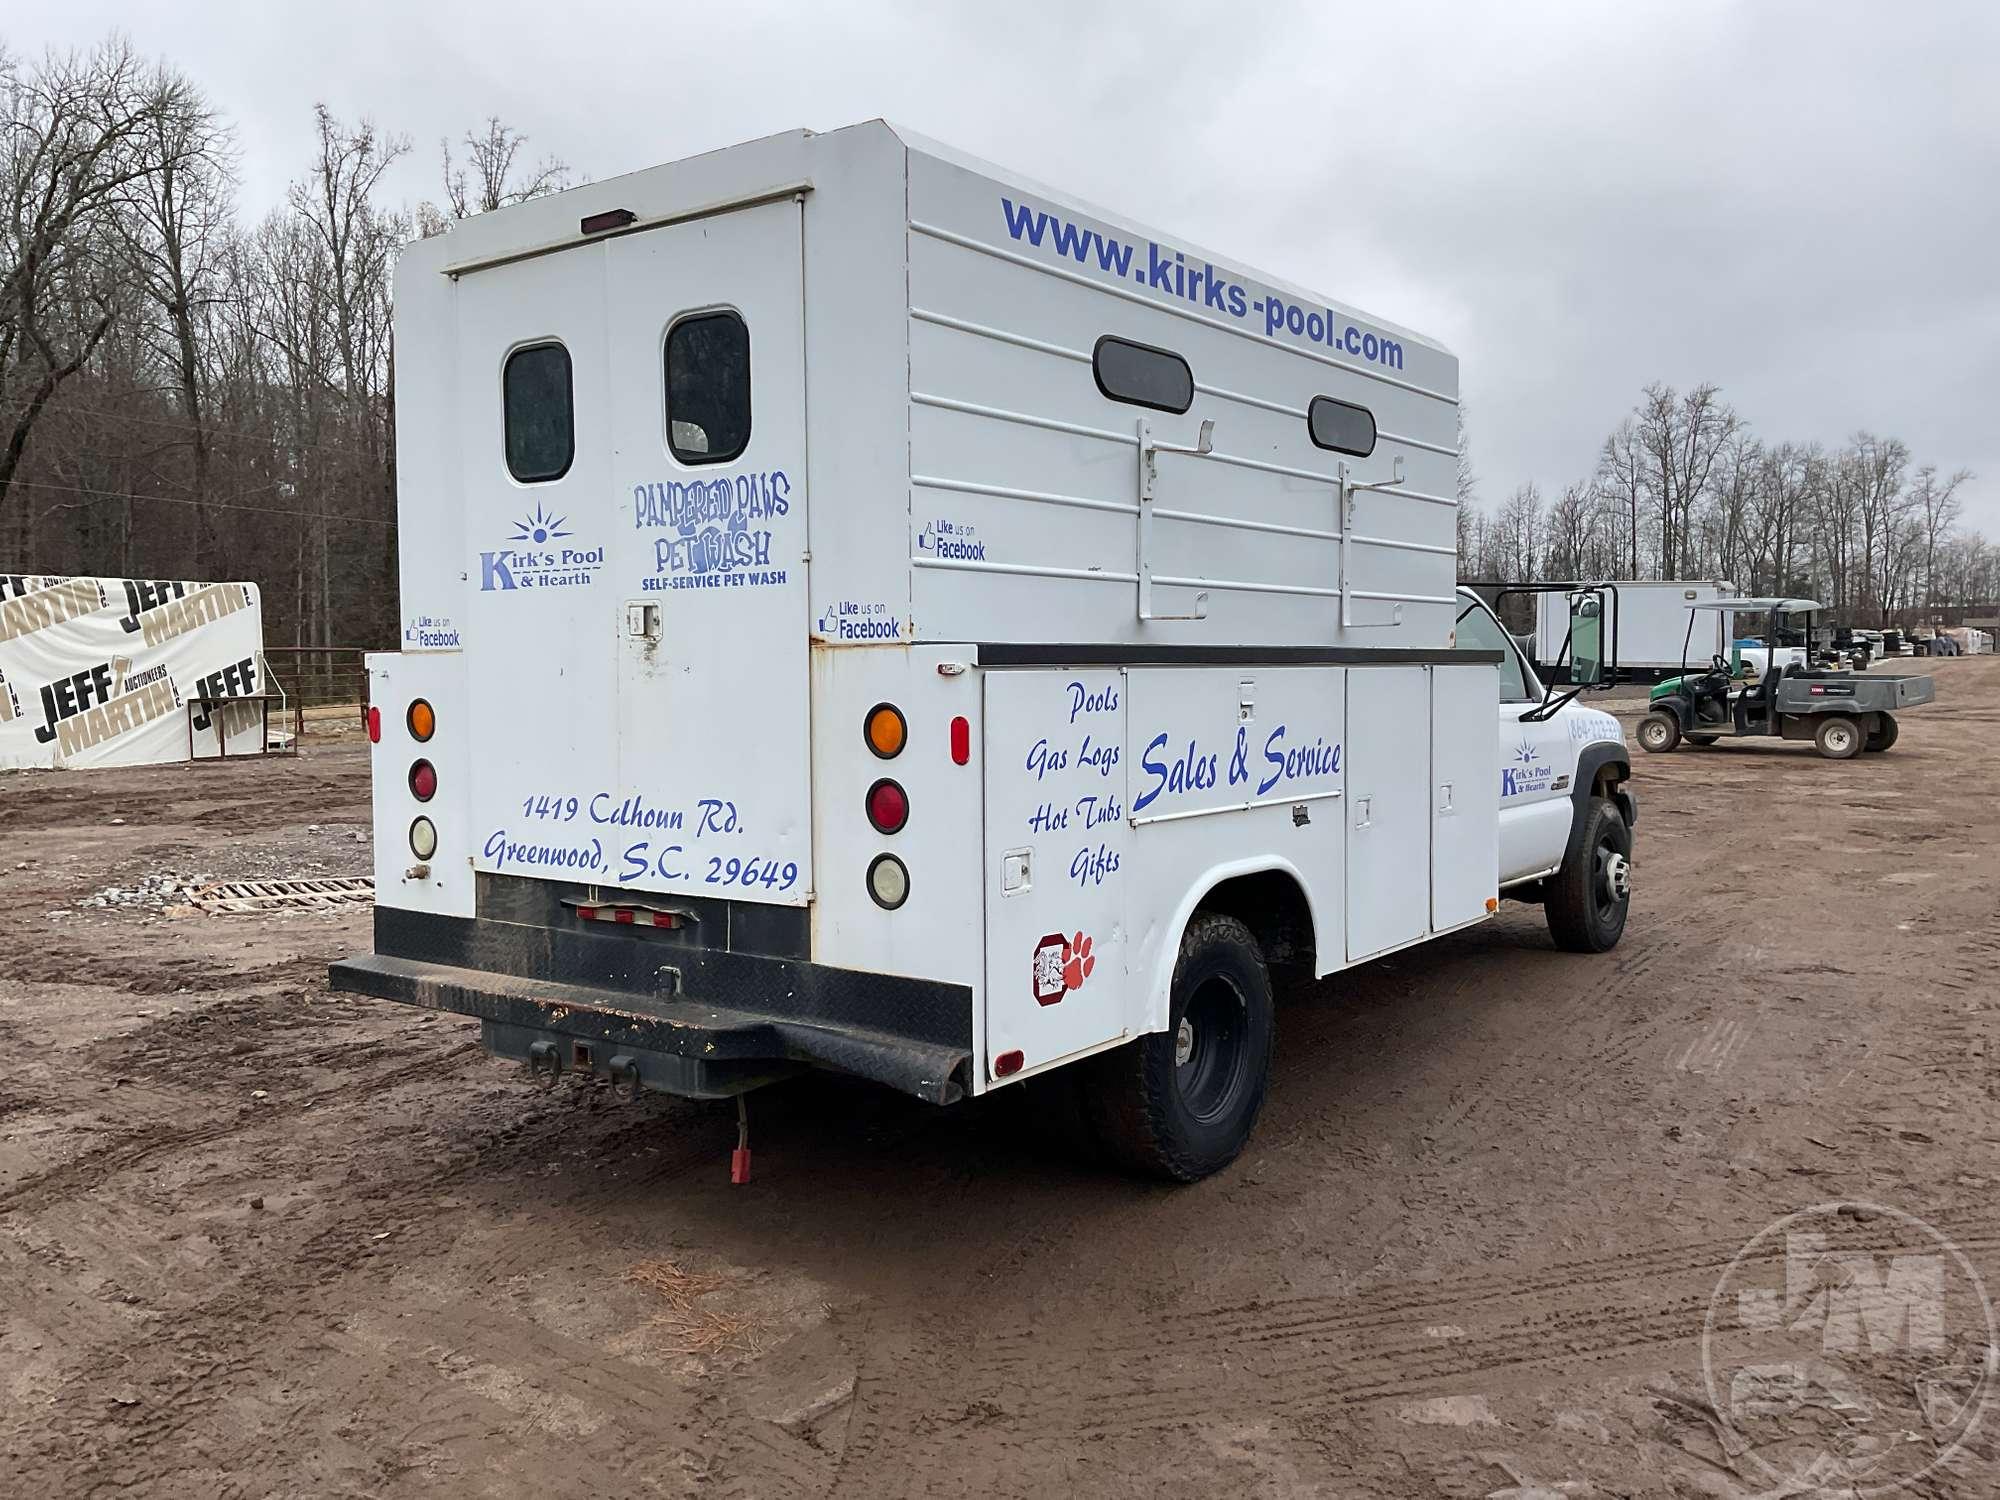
[1451,588,1634,945]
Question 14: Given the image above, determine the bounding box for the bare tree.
[124,67,235,570]
[1596,417,1646,578]
[1906,463,1968,616]
[1541,479,1603,581]
[1633,382,1739,578]
[0,38,198,517]
[442,115,571,220]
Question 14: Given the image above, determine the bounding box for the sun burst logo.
[511,504,571,545]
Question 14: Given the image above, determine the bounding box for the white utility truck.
[1529,579,1734,682]
[331,122,1636,1180]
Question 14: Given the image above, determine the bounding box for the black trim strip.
[975,643,1500,667]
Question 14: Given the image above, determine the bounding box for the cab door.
[1452,594,1571,884]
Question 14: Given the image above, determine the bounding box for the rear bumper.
[330,906,973,1105]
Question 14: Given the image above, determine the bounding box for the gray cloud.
[17,0,1997,529]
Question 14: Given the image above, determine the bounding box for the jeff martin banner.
[0,575,268,771]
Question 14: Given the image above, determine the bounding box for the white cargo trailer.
[1531,579,1734,680]
[332,122,1637,1179]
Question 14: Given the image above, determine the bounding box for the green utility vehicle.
[1638,598,1935,760]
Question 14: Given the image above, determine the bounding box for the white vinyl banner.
[0,575,269,770]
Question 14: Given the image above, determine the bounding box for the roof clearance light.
[580,207,637,236]
[866,778,908,835]
[409,816,438,860]
[409,759,437,802]
[407,698,435,742]
[865,703,907,759]
[867,853,910,910]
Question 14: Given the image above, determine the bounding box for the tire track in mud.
[831,1211,2000,1483]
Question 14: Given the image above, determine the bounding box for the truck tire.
[1545,797,1632,954]
[1687,734,1719,747]
[1864,713,1899,753]
[1083,912,1273,1182]
[1638,712,1680,753]
[1815,715,1863,760]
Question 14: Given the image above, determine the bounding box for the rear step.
[330,953,971,1104]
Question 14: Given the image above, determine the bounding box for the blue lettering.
[1133,732,1171,812]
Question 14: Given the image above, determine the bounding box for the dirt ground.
[4,660,1999,1498]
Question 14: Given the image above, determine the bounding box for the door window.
[1453,598,1535,703]
[502,342,574,483]
[665,311,751,464]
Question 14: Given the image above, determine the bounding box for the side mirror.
[1567,593,1605,687]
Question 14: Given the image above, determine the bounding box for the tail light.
[866,853,910,910]
[409,759,437,801]
[865,778,908,834]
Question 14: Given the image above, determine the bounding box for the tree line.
[1457,382,1992,625]
[9,36,1990,645]
[1,35,566,652]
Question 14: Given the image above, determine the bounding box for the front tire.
[1545,797,1632,954]
[1815,715,1863,760]
[1638,712,1681,753]
[1864,713,1899,753]
[1084,913,1273,1182]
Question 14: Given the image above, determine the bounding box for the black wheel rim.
[1175,976,1248,1124]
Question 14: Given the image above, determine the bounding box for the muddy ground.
[3,660,1999,1498]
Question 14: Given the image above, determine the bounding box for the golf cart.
[1639,598,1936,760]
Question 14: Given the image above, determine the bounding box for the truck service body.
[332,122,1635,1177]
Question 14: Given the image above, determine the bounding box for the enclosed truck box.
[1532,580,1732,680]
[332,122,1634,1179]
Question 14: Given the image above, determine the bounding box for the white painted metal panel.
[1536,581,1730,673]
[453,244,620,892]
[1430,664,1498,931]
[904,146,1459,652]
[601,200,813,904]
[451,202,814,906]
[1123,666,1345,1030]
[1345,667,1431,961]
[982,668,1131,1076]
[367,650,473,918]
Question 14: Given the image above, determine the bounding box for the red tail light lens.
[993,1049,1025,1078]
[366,706,381,743]
[865,778,908,834]
[409,759,437,802]
[949,716,970,765]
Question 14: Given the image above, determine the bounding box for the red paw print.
[1062,932,1095,990]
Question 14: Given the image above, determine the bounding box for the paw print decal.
[1032,931,1096,1006]
[1063,932,1095,991]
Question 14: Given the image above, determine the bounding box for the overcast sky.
[16,0,2000,534]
